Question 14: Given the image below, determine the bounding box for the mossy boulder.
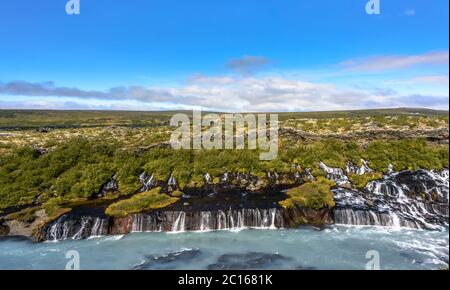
[279,178,335,210]
[171,190,184,198]
[105,187,179,217]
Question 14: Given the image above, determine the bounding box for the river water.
[0,225,447,270]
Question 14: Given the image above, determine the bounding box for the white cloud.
[1,76,448,112]
[1,52,449,112]
[341,51,449,72]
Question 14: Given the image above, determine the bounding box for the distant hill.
[0,108,448,129]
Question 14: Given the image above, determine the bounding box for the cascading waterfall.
[98,176,119,197]
[41,164,448,241]
[139,172,155,192]
[45,208,284,241]
[90,218,106,237]
[200,212,212,232]
[72,217,89,240]
[345,159,373,175]
[130,208,284,233]
[168,175,177,187]
[131,213,163,232]
[46,216,109,241]
[172,212,186,232]
[319,162,348,184]
[194,208,283,231]
[332,168,449,230]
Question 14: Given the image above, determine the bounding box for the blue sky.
[0,0,448,111]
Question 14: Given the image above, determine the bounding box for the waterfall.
[139,172,155,192]
[90,218,106,237]
[270,208,277,229]
[195,208,283,231]
[387,164,394,174]
[199,212,211,232]
[168,175,177,187]
[222,172,229,182]
[131,214,144,233]
[217,210,227,230]
[48,219,70,241]
[127,208,284,234]
[41,167,448,241]
[49,222,61,241]
[346,160,373,175]
[46,216,109,241]
[333,169,449,230]
[172,212,186,232]
[319,162,348,184]
[44,207,286,241]
[72,217,89,240]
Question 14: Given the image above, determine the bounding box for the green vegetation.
[0,137,447,210]
[286,139,448,172]
[283,114,448,133]
[0,109,448,211]
[0,139,120,209]
[105,187,179,217]
[0,110,174,129]
[171,190,184,198]
[348,172,383,189]
[279,178,336,210]
[1,108,447,130]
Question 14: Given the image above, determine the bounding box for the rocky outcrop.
[0,223,9,236]
[282,206,333,228]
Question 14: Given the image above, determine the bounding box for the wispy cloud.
[226,55,270,75]
[2,52,448,112]
[411,75,449,85]
[404,9,416,16]
[0,80,178,103]
[1,77,448,112]
[341,51,449,72]
[384,74,449,86]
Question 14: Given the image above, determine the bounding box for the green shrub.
[348,172,383,189]
[105,187,179,217]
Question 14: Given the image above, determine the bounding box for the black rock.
[207,252,290,270]
[132,248,202,270]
